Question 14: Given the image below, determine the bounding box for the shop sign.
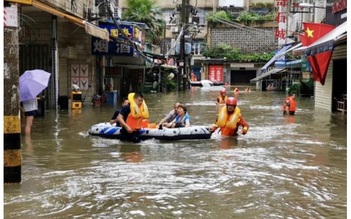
[230,63,254,68]
[4,5,18,27]
[92,23,145,56]
[274,0,288,45]
[208,65,223,82]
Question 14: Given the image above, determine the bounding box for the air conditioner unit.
[171,26,179,33]
[94,0,118,18]
[108,0,118,18]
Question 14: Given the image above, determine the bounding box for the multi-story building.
[119,0,277,85]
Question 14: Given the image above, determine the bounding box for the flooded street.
[4,87,347,218]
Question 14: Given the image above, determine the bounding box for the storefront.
[294,21,347,112]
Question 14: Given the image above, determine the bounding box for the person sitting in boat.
[217,89,228,104]
[210,97,249,136]
[109,97,129,126]
[282,93,297,115]
[157,102,181,128]
[163,104,190,128]
[117,92,149,142]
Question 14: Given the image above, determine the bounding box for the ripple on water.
[5,90,346,219]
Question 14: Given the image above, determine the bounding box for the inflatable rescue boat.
[88,122,212,140]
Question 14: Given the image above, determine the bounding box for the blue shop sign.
[92,24,136,56]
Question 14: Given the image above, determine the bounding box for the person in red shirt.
[210,97,249,136]
[282,93,297,115]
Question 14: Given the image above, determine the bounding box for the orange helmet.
[226,97,237,106]
[220,89,226,95]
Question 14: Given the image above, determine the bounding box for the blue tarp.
[275,60,302,68]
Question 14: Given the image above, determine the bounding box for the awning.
[84,21,109,41]
[250,68,286,83]
[285,60,302,68]
[32,0,109,41]
[275,59,302,68]
[260,45,291,72]
[293,21,347,56]
[275,43,302,60]
[143,52,167,61]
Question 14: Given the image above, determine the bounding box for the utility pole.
[4,2,22,183]
[180,0,190,91]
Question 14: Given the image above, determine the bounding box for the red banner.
[299,23,335,85]
[208,65,223,82]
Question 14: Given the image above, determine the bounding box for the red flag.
[299,23,335,85]
[299,22,335,46]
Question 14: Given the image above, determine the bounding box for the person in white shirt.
[22,98,38,135]
[157,102,181,128]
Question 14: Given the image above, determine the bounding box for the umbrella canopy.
[19,69,51,102]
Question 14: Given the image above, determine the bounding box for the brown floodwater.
[4,87,347,218]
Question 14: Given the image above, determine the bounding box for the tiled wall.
[209,27,275,53]
[21,9,96,104]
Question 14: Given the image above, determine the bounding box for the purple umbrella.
[19,69,51,102]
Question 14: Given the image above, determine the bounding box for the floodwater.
[4,87,347,219]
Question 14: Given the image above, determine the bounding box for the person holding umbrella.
[19,69,51,135]
[22,99,38,135]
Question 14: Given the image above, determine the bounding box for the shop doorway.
[332,58,347,112]
[230,70,256,84]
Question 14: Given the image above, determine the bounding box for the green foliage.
[206,11,233,23]
[206,3,276,25]
[250,2,274,9]
[236,11,276,25]
[122,0,166,45]
[288,84,299,95]
[299,78,314,96]
[287,78,314,96]
[161,73,177,91]
[201,43,275,62]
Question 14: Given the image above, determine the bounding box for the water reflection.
[4,89,346,219]
[120,145,143,163]
[24,135,33,155]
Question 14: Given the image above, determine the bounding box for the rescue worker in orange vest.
[117,92,149,142]
[210,97,249,136]
[282,93,297,115]
[216,89,228,104]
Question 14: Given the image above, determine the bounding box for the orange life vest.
[282,97,296,112]
[126,93,150,130]
[216,106,241,136]
[217,95,228,104]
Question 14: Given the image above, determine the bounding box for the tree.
[122,0,166,45]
